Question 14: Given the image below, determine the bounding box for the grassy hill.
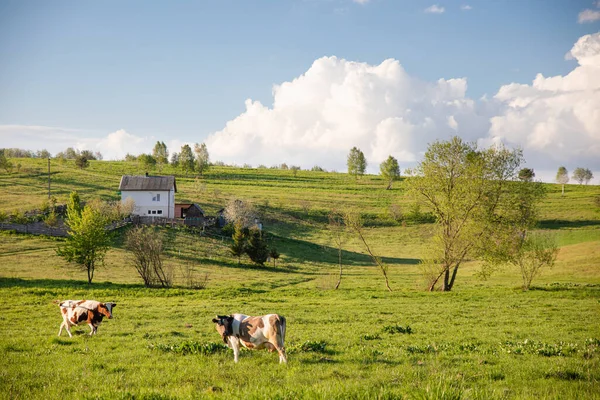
[1,158,599,399]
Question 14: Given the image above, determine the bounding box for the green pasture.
[0,159,599,399]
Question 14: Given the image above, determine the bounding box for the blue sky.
[1,0,599,181]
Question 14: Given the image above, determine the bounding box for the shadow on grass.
[0,277,144,291]
[538,219,600,229]
[272,235,420,267]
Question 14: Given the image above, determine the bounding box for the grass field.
[1,158,599,399]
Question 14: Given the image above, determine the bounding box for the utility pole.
[48,157,51,199]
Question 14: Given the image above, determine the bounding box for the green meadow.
[1,158,599,399]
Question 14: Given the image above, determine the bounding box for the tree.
[80,150,98,160]
[347,147,367,178]
[555,166,569,196]
[344,210,392,292]
[193,143,210,176]
[230,222,246,264]
[170,152,180,167]
[223,198,258,229]
[138,154,157,170]
[152,141,169,166]
[407,136,543,292]
[518,168,535,182]
[75,154,90,169]
[269,247,280,267]
[584,168,594,185]
[179,145,195,174]
[0,149,14,173]
[328,210,347,289]
[56,197,111,284]
[125,226,172,288]
[380,155,400,189]
[37,149,51,159]
[573,167,594,185]
[509,233,558,290]
[245,228,269,266]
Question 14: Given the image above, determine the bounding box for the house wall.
[121,189,175,218]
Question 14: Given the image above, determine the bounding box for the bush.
[125,226,172,288]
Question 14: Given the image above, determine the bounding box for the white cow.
[58,300,116,337]
[212,313,287,363]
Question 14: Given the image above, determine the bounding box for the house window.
[151,210,157,215]
[152,194,161,202]
[157,210,163,215]
[147,210,151,215]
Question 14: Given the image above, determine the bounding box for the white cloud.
[485,32,600,172]
[578,9,600,23]
[461,5,472,11]
[424,5,445,14]
[0,126,158,160]
[206,57,489,171]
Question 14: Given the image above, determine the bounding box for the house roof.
[119,175,177,192]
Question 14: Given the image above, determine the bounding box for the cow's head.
[98,302,117,319]
[212,315,234,343]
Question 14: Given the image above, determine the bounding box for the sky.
[1,0,599,182]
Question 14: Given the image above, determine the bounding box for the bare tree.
[344,210,392,292]
[328,210,347,290]
[125,226,172,288]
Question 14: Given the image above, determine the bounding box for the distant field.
[1,158,599,399]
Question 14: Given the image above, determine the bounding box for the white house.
[119,174,177,218]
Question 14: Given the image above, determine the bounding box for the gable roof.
[119,175,177,192]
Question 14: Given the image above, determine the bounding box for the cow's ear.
[212,318,219,324]
[111,303,117,308]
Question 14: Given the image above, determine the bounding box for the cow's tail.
[277,315,286,345]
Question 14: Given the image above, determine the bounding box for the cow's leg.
[64,322,73,338]
[277,346,287,364]
[88,323,96,336]
[228,337,240,363]
[58,321,64,337]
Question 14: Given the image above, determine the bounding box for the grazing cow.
[58,300,116,337]
[212,313,287,363]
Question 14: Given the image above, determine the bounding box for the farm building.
[119,174,177,218]
[175,203,205,227]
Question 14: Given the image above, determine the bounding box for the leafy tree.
[407,136,543,292]
[583,168,594,185]
[555,166,569,196]
[509,233,558,290]
[179,145,195,174]
[124,153,137,162]
[311,165,325,172]
[193,143,210,176]
[245,228,269,266]
[230,222,246,264]
[125,226,171,287]
[66,191,82,221]
[290,165,301,177]
[75,154,90,169]
[518,168,535,182]
[573,167,594,185]
[36,149,51,159]
[170,152,180,167]
[152,141,169,165]
[138,154,157,170]
[347,147,367,178]
[380,155,400,189]
[56,197,111,283]
[0,149,14,173]
[80,150,98,160]
[65,147,78,159]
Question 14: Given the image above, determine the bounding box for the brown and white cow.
[58,300,116,337]
[212,313,287,363]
